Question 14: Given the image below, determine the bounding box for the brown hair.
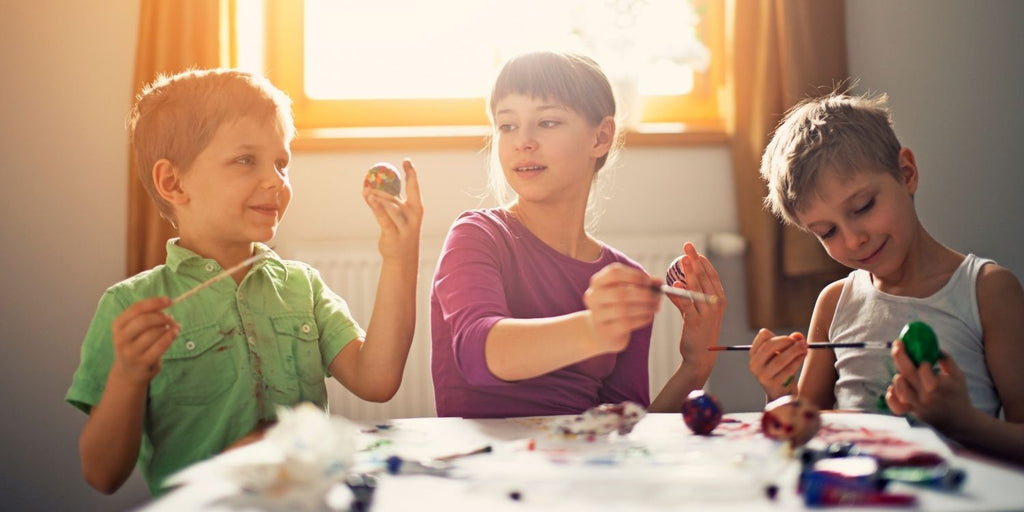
[485,51,622,216]
[760,91,902,226]
[128,68,294,224]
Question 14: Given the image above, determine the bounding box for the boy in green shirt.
[66,69,424,495]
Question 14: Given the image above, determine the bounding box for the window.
[243,0,726,148]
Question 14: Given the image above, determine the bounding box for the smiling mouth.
[251,205,279,216]
[857,239,886,263]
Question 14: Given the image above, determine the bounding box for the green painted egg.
[899,321,939,366]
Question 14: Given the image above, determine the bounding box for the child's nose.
[844,226,868,250]
[515,128,537,151]
[262,165,288,188]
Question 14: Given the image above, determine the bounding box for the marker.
[433,445,493,462]
[708,341,894,352]
[384,455,450,476]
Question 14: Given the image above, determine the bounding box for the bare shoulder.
[977,262,1024,300]
[814,279,847,316]
[976,263,1024,346]
[808,278,847,341]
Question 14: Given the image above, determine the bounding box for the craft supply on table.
[384,455,451,477]
[364,162,402,196]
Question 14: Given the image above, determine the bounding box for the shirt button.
[248,336,256,344]
[205,263,215,272]
[185,341,196,351]
[301,324,311,334]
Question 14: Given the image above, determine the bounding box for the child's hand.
[885,341,973,432]
[668,242,726,363]
[110,297,179,386]
[749,329,807,400]
[583,263,661,354]
[363,159,424,263]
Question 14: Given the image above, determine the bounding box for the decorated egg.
[761,395,821,447]
[899,321,939,366]
[681,389,722,435]
[364,162,402,196]
[665,255,687,286]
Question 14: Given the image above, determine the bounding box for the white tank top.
[829,254,999,416]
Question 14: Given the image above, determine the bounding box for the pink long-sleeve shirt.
[430,209,652,418]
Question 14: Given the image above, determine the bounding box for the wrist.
[107,362,153,390]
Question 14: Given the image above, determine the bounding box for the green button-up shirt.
[66,240,362,494]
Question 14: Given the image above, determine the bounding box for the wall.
[0,1,150,510]
[2,1,1022,510]
[846,0,1024,278]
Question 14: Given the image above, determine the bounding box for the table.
[140,410,1024,511]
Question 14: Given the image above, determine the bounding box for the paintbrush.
[170,252,267,306]
[708,341,894,352]
[653,284,720,304]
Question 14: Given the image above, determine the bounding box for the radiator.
[287,233,745,421]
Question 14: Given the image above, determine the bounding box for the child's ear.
[591,116,616,157]
[898,147,919,195]
[153,159,188,205]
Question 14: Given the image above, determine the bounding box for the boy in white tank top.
[747,91,1024,466]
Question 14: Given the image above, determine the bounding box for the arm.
[328,160,423,402]
[795,281,842,410]
[79,296,179,494]
[485,262,661,381]
[887,264,1024,465]
[746,280,842,405]
[649,242,726,413]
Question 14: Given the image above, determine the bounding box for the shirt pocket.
[270,314,324,386]
[155,323,239,406]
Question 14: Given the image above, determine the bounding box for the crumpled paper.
[164,402,360,511]
[553,401,647,437]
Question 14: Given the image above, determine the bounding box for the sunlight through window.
[300,0,708,100]
[246,0,724,142]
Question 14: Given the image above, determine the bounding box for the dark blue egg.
[681,389,722,435]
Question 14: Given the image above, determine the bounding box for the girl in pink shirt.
[430,51,726,418]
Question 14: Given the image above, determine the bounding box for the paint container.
[803,471,916,507]
[881,464,966,491]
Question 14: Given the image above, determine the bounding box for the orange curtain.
[728,0,850,330]
[126,0,237,276]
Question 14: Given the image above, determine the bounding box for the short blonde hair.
[760,92,902,226]
[128,68,294,224]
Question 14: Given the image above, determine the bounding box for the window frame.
[262,0,727,149]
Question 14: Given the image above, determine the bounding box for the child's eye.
[819,227,836,240]
[854,198,875,214]
[496,123,515,133]
[236,155,254,165]
[539,120,560,128]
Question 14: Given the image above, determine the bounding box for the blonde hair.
[760,91,902,226]
[484,51,623,221]
[128,68,294,225]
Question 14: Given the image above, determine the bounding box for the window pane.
[303,0,709,100]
